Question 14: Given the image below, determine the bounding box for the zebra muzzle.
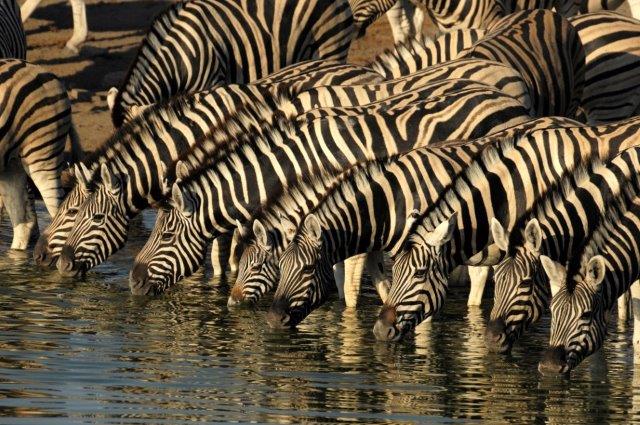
[33,235,55,267]
[485,318,511,354]
[57,245,79,277]
[129,262,152,295]
[538,346,570,376]
[373,305,400,342]
[266,299,291,329]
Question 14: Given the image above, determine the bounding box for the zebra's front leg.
[631,280,640,364]
[619,290,631,323]
[365,250,390,303]
[65,0,87,53]
[343,253,367,308]
[333,262,345,300]
[20,0,42,22]
[629,0,640,20]
[0,161,38,250]
[467,266,490,307]
[210,234,233,280]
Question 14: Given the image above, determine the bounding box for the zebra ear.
[424,212,457,247]
[74,162,92,187]
[491,218,509,252]
[101,163,121,194]
[585,255,606,291]
[252,219,271,249]
[524,219,542,252]
[540,255,565,298]
[303,214,322,243]
[466,243,505,266]
[175,161,190,181]
[236,219,249,239]
[171,183,194,217]
[281,217,297,243]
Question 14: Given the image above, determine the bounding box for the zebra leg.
[619,290,631,322]
[333,262,345,300]
[467,266,490,307]
[386,0,425,43]
[20,0,42,21]
[629,0,640,19]
[210,234,233,279]
[0,160,38,250]
[65,0,87,53]
[343,253,367,308]
[632,280,640,364]
[365,250,391,303]
[107,88,118,111]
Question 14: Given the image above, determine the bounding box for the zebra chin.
[33,235,56,268]
[129,262,164,296]
[266,299,304,329]
[484,318,515,354]
[227,284,254,307]
[56,245,88,277]
[538,346,574,376]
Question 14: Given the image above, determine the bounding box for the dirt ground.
[22,0,434,154]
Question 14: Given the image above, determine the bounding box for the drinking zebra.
[0,59,74,249]
[485,145,640,354]
[128,83,530,295]
[35,60,383,269]
[537,156,640,375]
[108,0,386,128]
[374,117,640,342]
[0,0,25,59]
[257,118,581,328]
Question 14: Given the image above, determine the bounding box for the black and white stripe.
[374,116,640,342]
[109,0,360,127]
[36,60,383,270]
[538,153,640,375]
[485,145,640,354]
[129,81,531,295]
[0,59,73,250]
[0,0,25,59]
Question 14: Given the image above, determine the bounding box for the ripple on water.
[0,203,635,423]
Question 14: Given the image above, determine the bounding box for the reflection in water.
[0,203,636,423]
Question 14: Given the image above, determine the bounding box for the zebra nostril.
[57,245,76,272]
[129,262,150,295]
[378,305,397,326]
[267,299,290,329]
[485,318,511,354]
[33,236,52,266]
[229,283,246,305]
[538,346,568,375]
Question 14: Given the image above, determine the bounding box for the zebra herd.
[4,0,640,378]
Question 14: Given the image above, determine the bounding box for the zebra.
[20,0,86,53]
[373,116,640,342]
[108,0,387,128]
[0,59,74,249]
[537,161,640,375]
[35,60,383,268]
[252,118,582,327]
[386,0,426,43]
[568,12,640,123]
[484,145,640,354]
[373,9,586,118]
[60,79,530,278]
[128,83,531,295]
[0,0,25,59]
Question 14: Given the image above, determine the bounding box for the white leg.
[467,266,490,307]
[210,234,232,279]
[333,262,345,300]
[65,0,87,53]
[227,228,241,277]
[20,0,42,21]
[107,88,118,111]
[386,0,425,43]
[0,161,38,250]
[365,250,390,303]
[631,280,640,364]
[343,253,367,308]
[619,290,631,323]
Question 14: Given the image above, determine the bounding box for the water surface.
[0,203,637,424]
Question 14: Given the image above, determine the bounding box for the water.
[0,203,638,424]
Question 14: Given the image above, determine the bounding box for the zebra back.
[370,29,487,78]
[0,0,25,59]
[111,0,356,127]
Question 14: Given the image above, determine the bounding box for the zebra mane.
[507,159,605,254]
[568,171,640,287]
[368,33,434,77]
[111,0,190,127]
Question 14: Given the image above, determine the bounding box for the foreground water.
[0,203,638,424]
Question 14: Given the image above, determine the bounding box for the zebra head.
[267,214,333,329]
[538,255,609,376]
[486,218,548,354]
[34,163,93,268]
[129,183,207,295]
[373,213,457,341]
[228,219,282,307]
[57,164,129,277]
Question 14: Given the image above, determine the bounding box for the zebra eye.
[580,311,593,321]
[161,231,175,242]
[67,208,79,216]
[414,269,427,279]
[92,213,105,223]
